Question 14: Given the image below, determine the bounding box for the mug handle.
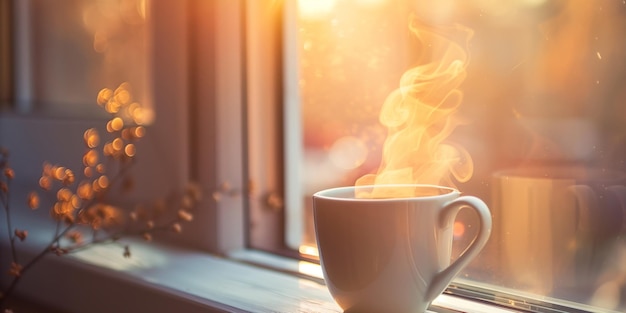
[425,196,493,302]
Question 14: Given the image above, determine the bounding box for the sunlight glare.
[298,0,336,20]
[354,0,387,9]
[328,136,368,170]
[521,0,547,7]
[298,261,324,279]
[138,0,147,20]
[299,244,319,257]
[453,221,465,239]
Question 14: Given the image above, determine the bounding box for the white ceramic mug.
[313,184,492,313]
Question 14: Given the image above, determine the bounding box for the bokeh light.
[328,136,368,170]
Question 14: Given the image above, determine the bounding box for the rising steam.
[356,18,474,197]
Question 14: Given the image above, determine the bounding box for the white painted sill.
[4,233,522,313]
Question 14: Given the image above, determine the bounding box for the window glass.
[290,0,626,311]
[2,0,197,226]
[12,0,151,118]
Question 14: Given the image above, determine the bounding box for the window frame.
[0,0,12,106]
[243,0,290,256]
[185,0,247,253]
[243,0,308,259]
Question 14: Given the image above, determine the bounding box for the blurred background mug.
[492,166,626,295]
[313,184,492,313]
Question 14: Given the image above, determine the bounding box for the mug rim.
[493,165,626,182]
[313,184,459,201]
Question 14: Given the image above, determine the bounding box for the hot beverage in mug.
[313,184,492,313]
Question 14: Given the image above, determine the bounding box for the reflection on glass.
[295,0,626,311]
[15,0,151,118]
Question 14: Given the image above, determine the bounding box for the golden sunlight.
[353,0,388,9]
[85,0,154,124]
[83,150,99,167]
[453,221,465,239]
[124,143,136,157]
[298,261,324,279]
[84,128,100,149]
[297,0,336,20]
[132,126,146,138]
[112,138,124,151]
[328,136,368,170]
[299,244,320,258]
[137,0,147,20]
[109,117,125,132]
[96,175,109,190]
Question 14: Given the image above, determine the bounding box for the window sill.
[2,233,524,313]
